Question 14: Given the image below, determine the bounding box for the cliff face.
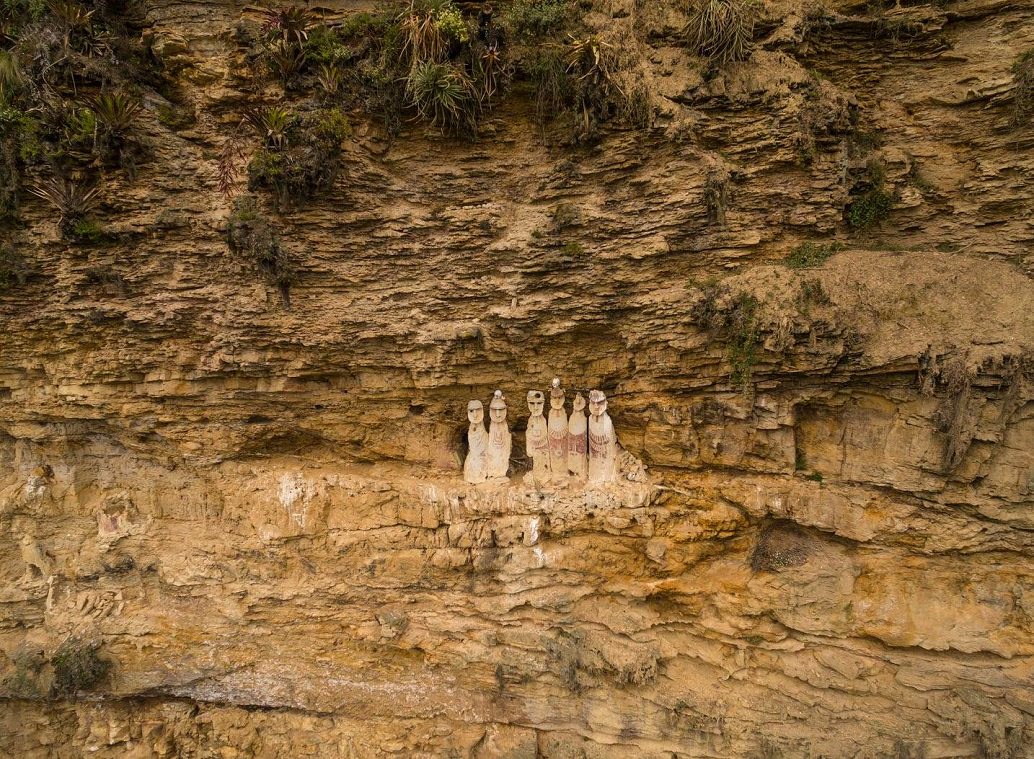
[1,0,1033,756]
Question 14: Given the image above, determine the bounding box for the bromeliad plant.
[406,59,479,134]
[566,34,615,91]
[91,91,139,135]
[256,5,315,46]
[267,39,307,85]
[29,174,99,237]
[244,105,295,149]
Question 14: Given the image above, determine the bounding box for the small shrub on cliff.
[848,187,892,229]
[0,100,43,219]
[49,638,111,697]
[691,287,762,391]
[1013,48,1034,126]
[226,194,295,305]
[503,0,570,39]
[726,293,760,388]
[70,217,105,243]
[304,24,349,66]
[846,160,893,230]
[247,107,350,204]
[527,47,573,123]
[785,241,843,268]
[2,646,44,697]
[796,278,830,318]
[686,0,756,66]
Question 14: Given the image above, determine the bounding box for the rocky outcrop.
[1,0,1033,756]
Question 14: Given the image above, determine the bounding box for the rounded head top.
[572,393,586,411]
[588,389,606,404]
[549,378,565,401]
[489,390,507,409]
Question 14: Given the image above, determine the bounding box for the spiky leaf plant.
[47,0,95,52]
[29,175,99,235]
[566,34,615,91]
[244,105,295,149]
[317,62,343,95]
[406,60,478,134]
[257,5,315,46]
[474,43,505,102]
[266,39,307,84]
[91,92,140,136]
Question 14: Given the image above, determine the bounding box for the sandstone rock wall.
[1,0,1033,756]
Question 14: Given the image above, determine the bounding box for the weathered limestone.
[3,0,1034,753]
[486,390,511,479]
[588,390,618,485]
[18,535,52,582]
[547,378,568,479]
[568,393,588,480]
[463,400,488,484]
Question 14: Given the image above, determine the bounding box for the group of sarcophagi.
[464,379,620,485]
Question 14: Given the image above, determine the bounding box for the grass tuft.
[686,0,756,65]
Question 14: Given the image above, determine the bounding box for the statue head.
[549,378,565,410]
[489,390,507,423]
[527,390,545,417]
[588,389,607,418]
[467,400,484,425]
[572,393,586,412]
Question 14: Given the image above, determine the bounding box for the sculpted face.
[588,390,607,418]
[527,390,545,417]
[550,390,565,410]
[467,400,484,424]
[489,391,507,423]
[572,393,586,412]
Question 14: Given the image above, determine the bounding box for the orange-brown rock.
[1,0,1033,756]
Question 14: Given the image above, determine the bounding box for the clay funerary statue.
[486,390,511,479]
[464,382,620,486]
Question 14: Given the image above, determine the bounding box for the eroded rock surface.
[1,0,1033,756]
